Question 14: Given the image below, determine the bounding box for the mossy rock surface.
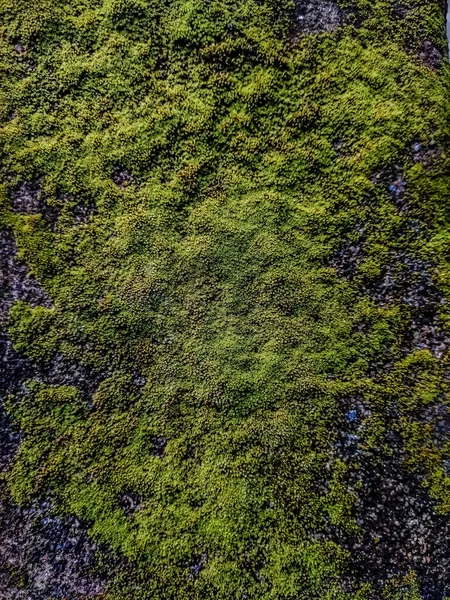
[0,0,450,598]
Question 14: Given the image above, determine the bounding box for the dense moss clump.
[0,0,450,598]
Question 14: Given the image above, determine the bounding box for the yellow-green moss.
[1,0,449,598]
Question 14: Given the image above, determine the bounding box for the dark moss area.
[0,0,450,598]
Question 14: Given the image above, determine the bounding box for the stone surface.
[419,40,444,70]
[0,228,107,600]
[291,0,343,39]
[0,501,106,600]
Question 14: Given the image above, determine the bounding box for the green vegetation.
[0,0,449,597]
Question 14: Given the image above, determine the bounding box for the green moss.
[1,0,450,597]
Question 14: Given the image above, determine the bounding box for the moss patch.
[1,0,450,598]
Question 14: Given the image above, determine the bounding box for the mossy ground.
[0,0,450,598]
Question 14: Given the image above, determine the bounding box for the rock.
[188,553,207,581]
[0,229,108,600]
[419,41,443,70]
[291,0,343,39]
[0,500,106,600]
[347,453,450,597]
[10,180,46,215]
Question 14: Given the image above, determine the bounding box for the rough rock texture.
[0,230,52,320]
[0,501,106,600]
[292,0,343,38]
[0,228,106,600]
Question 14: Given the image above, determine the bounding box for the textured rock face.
[0,501,105,600]
[0,229,106,600]
[292,0,343,38]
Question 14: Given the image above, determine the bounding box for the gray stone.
[292,0,342,39]
[10,180,45,215]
